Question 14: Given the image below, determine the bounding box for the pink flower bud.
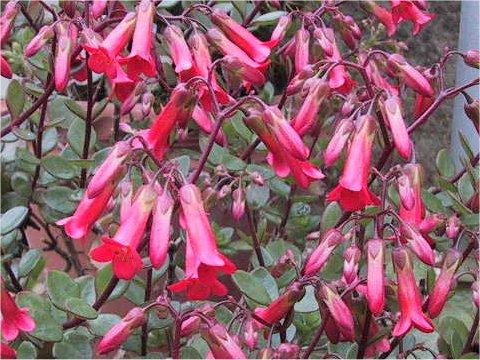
[249,171,264,186]
[303,229,345,276]
[366,239,386,315]
[192,106,227,146]
[341,244,361,285]
[141,93,154,118]
[399,163,425,227]
[381,95,412,160]
[401,221,435,265]
[232,188,245,221]
[333,13,361,50]
[98,307,147,354]
[323,118,355,167]
[445,215,462,239]
[361,1,396,36]
[54,22,78,92]
[387,54,434,97]
[313,27,336,57]
[150,187,173,269]
[1,54,12,79]
[397,174,415,210]
[464,98,479,133]
[294,26,311,74]
[270,249,295,278]
[181,304,215,337]
[24,25,54,57]
[243,318,258,350]
[463,49,480,69]
[419,213,444,234]
[201,322,247,359]
[91,0,108,19]
[0,1,20,47]
[286,65,315,95]
[277,343,300,359]
[427,248,462,318]
[270,15,291,47]
[317,283,355,341]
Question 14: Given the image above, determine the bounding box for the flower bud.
[380,95,412,160]
[270,249,295,278]
[387,54,434,97]
[341,244,361,285]
[218,185,231,199]
[181,304,215,337]
[445,215,462,239]
[286,65,315,95]
[270,15,291,46]
[463,49,480,69]
[303,229,345,276]
[294,26,311,74]
[98,307,147,354]
[222,55,266,86]
[24,25,54,57]
[249,171,265,186]
[141,93,154,118]
[464,98,479,133]
[277,343,300,359]
[1,54,12,79]
[201,322,247,359]
[401,222,435,265]
[0,1,20,47]
[366,239,386,315]
[231,188,245,221]
[54,22,78,92]
[313,27,335,57]
[243,318,258,350]
[323,118,355,167]
[397,174,415,210]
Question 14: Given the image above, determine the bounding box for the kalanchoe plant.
[0,0,479,359]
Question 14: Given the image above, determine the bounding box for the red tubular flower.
[1,54,12,79]
[163,24,194,74]
[342,244,361,285]
[138,83,198,159]
[119,0,156,78]
[361,1,396,36]
[54,22,77,92]
[254,281,305,328]
[294,26,310,74]
[0,1,19,47]
[291,79,330,137]
[222,55,266,86]
[1,342,16,359]
[87,141,130,198]
[108,61,138,102]
[24,25,54,57]
[87,12,136,75]
[380,95,412,160]
[390,0,434,35]
[90,185,157,280]
[91,0,108,19]
[323,118,355,167]
[1,286,35,341]
[387,54,435,97]
[211,8,271,63]
[168,184,236,300]
[263,106,309,160]
[98,307,146,354]
[327,115,380,211]
[57,181,116,239]
[149,187,173,269]
[317,284,355,342]
[427,248,462,318]
[366,238,386,315]
[303,229,345,276]
[206,28,270,73]
[201,321,247,359]
[392,246,434,337]
[244,110,324,188]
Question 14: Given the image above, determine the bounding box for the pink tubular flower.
[291,78,330,137]
[390,0,434,35]
[91,0,108,19]
[332,13,362,50]
[328,63,357,95]
[392,246,434,337]
[222,55,266,86]
[90,185,157,280]
[366,238,386,315]
[138,83,198,159]
[244,110,324,188]
[24,25,54,57]
[108,61,138,102]
[427,248,462,318]
[119,0,155,77]
[323,118,355,167]
[303,229,345,276]
[201,321,247,359]
[381,95,412,160]
[327,115,381,211]
[54,22,77,92]
[254,282,305,328]
[1,54,12,79]
[211,8,271,63]
[149,187,173,269]
[87,12,136,75]
[163,24,193,74]
[361,1,396,36]
[1,342,16,359]
[1,286,35,341]
[294,26,310,74]
[168,184,236,300]
[317,284,355,342]
[401,221,435,265]
[57,181,116,239]
[387,54,435,97]
[397,173,415,210]
[341,244,361,285]
[263,106,309,160]
[0,1,19,47]
[270,15,291,47]
[206,28,270,73]
[98,307,146,354]
[87,141,130,198]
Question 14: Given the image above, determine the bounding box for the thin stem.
[3,262,23,293]
[31,99,49,190]
[302,314,329,359]
[357,309,372,359]
[242,0,262,27]
[246,203,265,267]
[462,309,479,354]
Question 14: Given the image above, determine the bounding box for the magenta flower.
[1,286,35,341]
[390,0,434,35]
